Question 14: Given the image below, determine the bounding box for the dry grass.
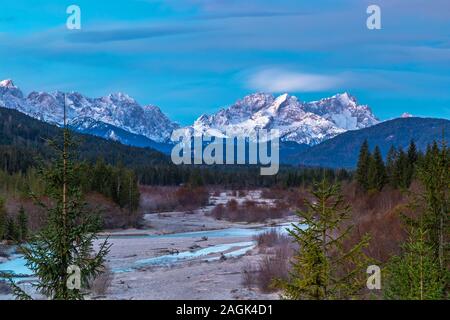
[5,197,48,232]
[139,186,180,212]
[4,191,143,232]
[89,266,113,296]
[242,262,258,288]
[261,187,310,210]
[209,199,291,223]
[257,246,291,292]
[86,193,142,229]
[253,229,290,248]
[242,230,294,293]
[140,185,209,213]
[342,181,412,262]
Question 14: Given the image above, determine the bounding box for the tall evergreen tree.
[417,140,449,283]
[385,140,449,300]
[384,216,445,300]
[404,140,419,186]
[356,140,371,191]
[368,146,386,191]
[407,140,418,165]
[5,217,19,241]
[278,178,371,299]
[12,108,110,300]
[395,149,410,189]
[386,145,398,187]
[17,206,28,242]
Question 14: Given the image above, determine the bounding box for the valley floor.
[1,191,297,300]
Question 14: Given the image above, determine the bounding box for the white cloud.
[246,68,343,92]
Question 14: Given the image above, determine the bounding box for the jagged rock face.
[0,79,379,146]
[303,92,379,130]
[192,92,379,145]
[0,80,179,143]
[0,79,24,110]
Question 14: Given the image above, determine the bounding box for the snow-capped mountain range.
[0,79,379,149]
[192,92,379,145]
[0,79,178,143]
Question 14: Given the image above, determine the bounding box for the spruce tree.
[278,178,371,299]
[386,145,398,188]
[407,140,418,165]
[356,140,371,191]
[404,140,418,186]
[367,146,386,191]
[12,107,110,300]
[6,217,19,241]
[385,140,449,299]
[395,149,410,189]
[384,216,445,299]
[417,140,449,283]
[17,206,28,242]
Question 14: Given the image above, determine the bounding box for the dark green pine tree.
[188,169,204,187]
[356,140,371,191]
[395,149,410,189]
[126,171,140,214]
[385,139,449,300]
[386,145,398,188]
[12,109,110,300]
[407,140,418,165]
[404,140,419,186]
[417,140,449,284]
[384,215,445,300]
[367,146,386,191]
[278,178,371,300]
[17,206,28,242]
[6,217,19,241]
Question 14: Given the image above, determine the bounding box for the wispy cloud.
[65,25,204,43]
[245,68,344,92]
[196,11,304,20]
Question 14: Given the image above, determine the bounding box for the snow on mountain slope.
[0,79,25,110]
[0,80,179,143]
[303,92,379,130]
[192,92,379,145]
[0,79,380,147]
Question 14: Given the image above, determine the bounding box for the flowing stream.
[0,224,293,279]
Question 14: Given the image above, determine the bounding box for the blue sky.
[0,0,449,124]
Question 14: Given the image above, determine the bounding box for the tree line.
[137,164,351,188]
[356,139,425,192]
[0,159,140,243]
[0,201,28,242]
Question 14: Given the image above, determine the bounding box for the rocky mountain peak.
[191,92,379,145]
[0,79,16,88]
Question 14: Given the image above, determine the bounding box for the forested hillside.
[292,117,449,168]
[0,107,168,173]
